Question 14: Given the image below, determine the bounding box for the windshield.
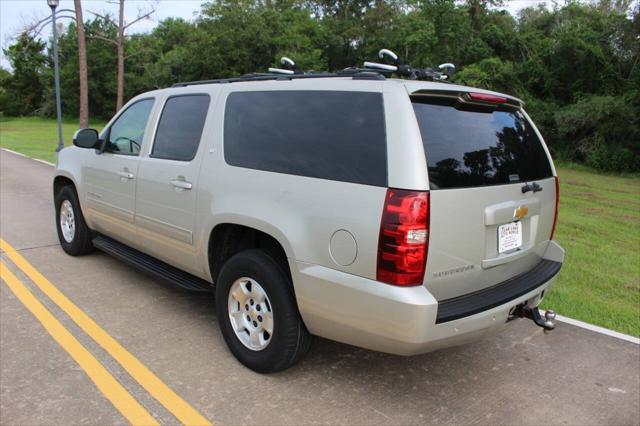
[412,97,553,190]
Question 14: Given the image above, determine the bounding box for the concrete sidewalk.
[1,149,639,425]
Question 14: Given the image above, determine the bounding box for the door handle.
[531,182,543,193]
[170,179,192,190]
[118,170,134,179]
[522,182,542,193]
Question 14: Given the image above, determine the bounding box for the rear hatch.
[411,91,557,301]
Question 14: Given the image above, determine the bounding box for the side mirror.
[73,128,100,149]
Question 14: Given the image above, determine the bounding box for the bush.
[585,142,639,172]
[553,95,639,172]
[522,97,558,149]
[452,57,525,96]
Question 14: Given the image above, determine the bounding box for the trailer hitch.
[512,305,556,331]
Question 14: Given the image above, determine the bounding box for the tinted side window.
[224,91,387,187]
[412,97,553,189]
[151,94,210,161]
[106,99,154,156]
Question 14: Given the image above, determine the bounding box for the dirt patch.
[571,191,594,199]
[623,283,640,293]
[614,199,640,208]
[586,208,604,215]
[608,187,640,195]
[571,192,640,208]
[609,214,640,223]
[565,180,592,188]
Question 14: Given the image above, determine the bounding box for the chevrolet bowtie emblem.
[514,205,529,219]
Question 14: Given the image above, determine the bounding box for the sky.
[0,0,204,68]
[0,0,554,70]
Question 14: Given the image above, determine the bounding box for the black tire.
[215,249,312,373]
[55,185,94,256]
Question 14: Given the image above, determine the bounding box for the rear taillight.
[377,189,429,286]
[550,176,559,240]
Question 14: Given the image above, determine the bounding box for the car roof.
[135,75,523,106]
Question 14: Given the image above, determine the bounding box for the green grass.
[541,164,640,336]
[0,116,106,163]
[1,117,638,336]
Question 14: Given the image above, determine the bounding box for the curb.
[1,148,55,166]
[541,310,639,345]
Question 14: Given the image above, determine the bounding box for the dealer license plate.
[498,221,522,254]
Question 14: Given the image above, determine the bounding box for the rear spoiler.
[410,89,524,109]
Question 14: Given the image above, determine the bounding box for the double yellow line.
[0,239,211,426]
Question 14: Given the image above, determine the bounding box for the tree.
[466,0,503,32]
[0,67,16,115]
[74,0,89,127]
[1,34,47,116]
[89,0,155,112]
[195,0,325,77]
[55,17,118,119]
[309,0,385,70]
[2,0,638,171]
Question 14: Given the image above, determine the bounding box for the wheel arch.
[53,173,77,198]
[53,173,89,227]
[207,221,295,287]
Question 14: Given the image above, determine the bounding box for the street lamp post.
[47,0,64,153]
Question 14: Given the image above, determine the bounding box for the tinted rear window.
[412,97,552,189]
[224,91,387,186]
[151,94,210,161]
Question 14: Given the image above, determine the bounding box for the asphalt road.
[1,149,639,425]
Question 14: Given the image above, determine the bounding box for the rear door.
[134,93,212,276]
[412,94,557,301]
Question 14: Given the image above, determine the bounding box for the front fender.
[54,148,82,190]
[54,146,93,222]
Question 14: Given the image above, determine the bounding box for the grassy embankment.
[1,116,638,335]
[540,162,639,336]
[0,116,107,163]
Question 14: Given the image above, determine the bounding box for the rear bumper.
[292,241,564,356]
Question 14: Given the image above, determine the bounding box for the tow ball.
[512,305,556,331]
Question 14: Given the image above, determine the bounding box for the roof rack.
[171,68,384,88]
[364,49,455,82]
[171,50,454,88]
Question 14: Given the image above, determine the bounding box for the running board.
[92,235,211,293]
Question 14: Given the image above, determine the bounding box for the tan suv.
[53,54,564,373]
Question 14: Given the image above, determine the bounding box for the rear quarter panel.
[194,80,393,283]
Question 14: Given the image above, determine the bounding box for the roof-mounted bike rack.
[171,50,455,88]
[363,48,456,81]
